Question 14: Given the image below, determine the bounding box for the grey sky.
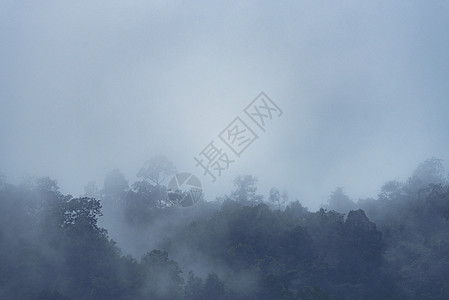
[1,1,448,210]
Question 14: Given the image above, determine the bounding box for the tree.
[140,250,184,299]
[324,187,357,214]
[84,181,101,199]
[269,188,288,210]
[408,157,447,188]
[103,169,128,197]
[256,274,291,300]
[137,156,176,186]
[123,181,161,224]
[61,197,104,234]
[202,273,227,300]
[344,209,383,262]
[230,175,263,205]
[184,271,203,300]
[20,176,60,193]
[426,183,449,220]
[378,180,404,201]
[285,200,308,219]
[339,209,384,283]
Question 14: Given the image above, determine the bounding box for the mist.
[1,1,449,299]
[1,1,448,210]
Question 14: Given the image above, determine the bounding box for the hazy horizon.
[1,1,449,210]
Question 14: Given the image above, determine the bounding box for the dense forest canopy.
[2,1,449,299]
[1,157,449,299]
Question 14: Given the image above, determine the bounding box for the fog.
[2,3,449,299]
[1,1,449,209]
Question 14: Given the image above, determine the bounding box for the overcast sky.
[1,1,448,210]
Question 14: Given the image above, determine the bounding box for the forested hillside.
[1,158,448,299]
